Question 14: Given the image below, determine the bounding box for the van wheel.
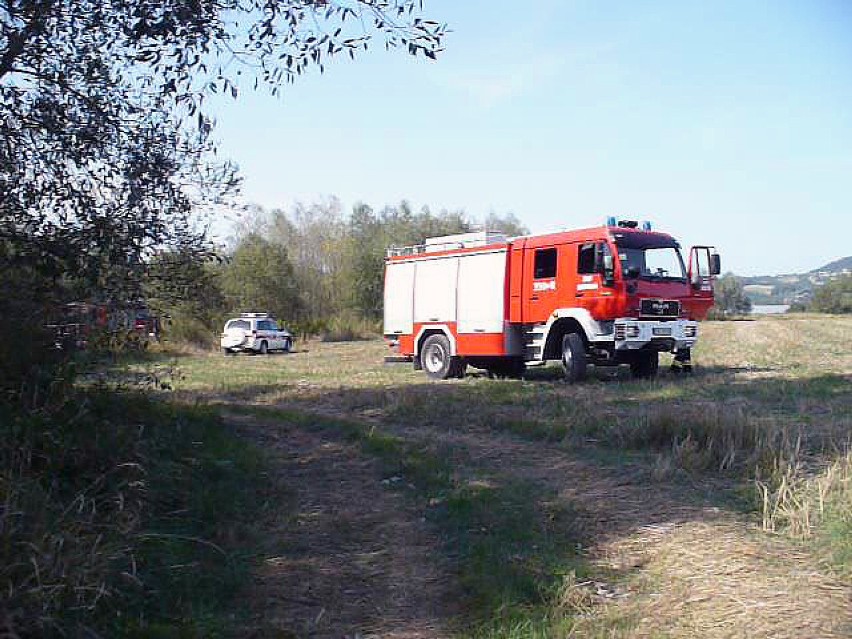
[282,338,292,353]
[630,351,659,379]
[421,334,458,380]
[259,341,268,355]
[562,333,587,383]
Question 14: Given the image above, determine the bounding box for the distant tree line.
[708,273,752,318]
[147,199,528,344]
[712,272,852,317]
[790,274,852,314]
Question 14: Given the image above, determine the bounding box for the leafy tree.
[227,200,528,327]
[267,198,350,321]
[712,273,752,317]
[810,274,852,314]
[220,233,302,323]
[144,249,228,344]
[1,0,446,343]
[483,211,529,237]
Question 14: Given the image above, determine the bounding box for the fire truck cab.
[383,219,720,382]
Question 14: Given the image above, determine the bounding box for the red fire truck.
[383,219,720,381]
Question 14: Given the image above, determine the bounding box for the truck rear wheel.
[421,334,460,380]
[562,333,587,383]
[630,351,659,379]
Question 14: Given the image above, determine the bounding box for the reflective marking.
[576,283,599,291]
[533,279,556,292]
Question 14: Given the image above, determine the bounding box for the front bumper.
[612,318,698,352]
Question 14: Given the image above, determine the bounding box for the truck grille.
[640,299,680,318]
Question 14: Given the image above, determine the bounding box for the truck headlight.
[624,324,640,338]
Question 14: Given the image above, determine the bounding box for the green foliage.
[0,390,267,637]
[809,274,852,313]
[145,250,229,348]
[220,233,302,323]
[483,211,529,238]
[711,273,752,317]
[231,200,528,330]
[319,312,382,342]
[2,0,446,363]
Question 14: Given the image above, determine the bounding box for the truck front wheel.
[562,333,587,383]
[421,334,462,380]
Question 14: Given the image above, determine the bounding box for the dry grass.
[758,449,852,573]
[160,315,852,637]
[0,391,267,637]
[589,520,851,638]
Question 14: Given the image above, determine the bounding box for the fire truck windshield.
[617,246,687,282]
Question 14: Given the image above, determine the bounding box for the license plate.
[653,327,672,336]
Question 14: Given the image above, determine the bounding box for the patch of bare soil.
[225,412,457,638]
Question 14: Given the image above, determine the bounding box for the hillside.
[813,255,852,274]
[740,255,851,304]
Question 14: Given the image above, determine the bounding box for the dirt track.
[227,411,457,638]
[226,400,851,638]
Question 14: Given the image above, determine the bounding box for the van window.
[577,243,596,274]
[534,248,557,279]
[227,319,250,331]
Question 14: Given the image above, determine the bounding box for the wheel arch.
[542,318,588,360]
[414,324,457,357]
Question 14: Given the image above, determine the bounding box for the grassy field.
[150,315,851,637]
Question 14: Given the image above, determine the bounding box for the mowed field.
[168,315,852,638]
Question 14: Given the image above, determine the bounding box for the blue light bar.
[642,221,652,231]
[606,216,617,227]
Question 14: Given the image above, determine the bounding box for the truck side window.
[577,243,596,274]
[534,248,557,279]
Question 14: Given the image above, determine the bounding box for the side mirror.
[625,266,640,279]
[710,253,721,276]
[602,254,614,286]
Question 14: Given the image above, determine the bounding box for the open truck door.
[687,246,720,319]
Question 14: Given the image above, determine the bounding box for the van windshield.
[617,246,687,282]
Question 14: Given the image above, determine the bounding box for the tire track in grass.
[224,410,457,638]
[227,407,597,638]
[243,403,852,638]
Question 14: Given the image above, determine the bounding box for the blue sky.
[208,0,852,276]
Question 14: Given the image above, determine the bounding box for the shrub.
[0,391,265,636]
[319,313,381,342]
[810,274,852,314]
